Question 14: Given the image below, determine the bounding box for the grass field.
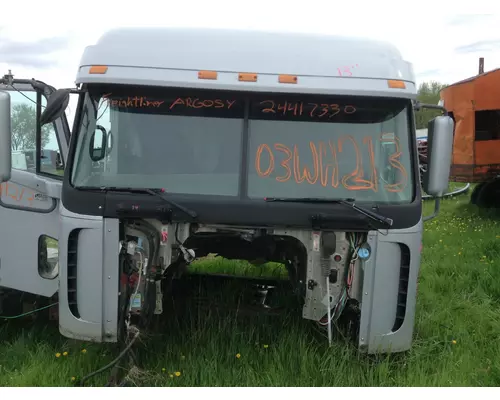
[1,187,500,387]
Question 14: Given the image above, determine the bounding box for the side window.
[10,90,63,176]
[475,110,500,141]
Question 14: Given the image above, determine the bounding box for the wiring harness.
[318,232,363,329]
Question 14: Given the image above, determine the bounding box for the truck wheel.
[470,183,485,205]
[474,180,500,208]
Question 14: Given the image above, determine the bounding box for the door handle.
[33,176,62,199]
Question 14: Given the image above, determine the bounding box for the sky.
[1,0,499,132]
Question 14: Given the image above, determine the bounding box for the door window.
[9,90,63,177]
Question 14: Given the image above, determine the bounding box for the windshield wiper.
[98,187,198,219]
[264,197,393,227]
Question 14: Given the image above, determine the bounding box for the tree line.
[414,81,448,130]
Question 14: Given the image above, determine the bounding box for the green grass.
[1,188,500,387]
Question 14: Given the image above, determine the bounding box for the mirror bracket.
[423,198,440,222]
[413,101,448,116]
[2,72,56,98]
[2,70,83,96]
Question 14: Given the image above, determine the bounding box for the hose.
[76,328,140,387]
[0,302,58,320]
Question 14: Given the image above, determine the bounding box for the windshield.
[71,85,414,203]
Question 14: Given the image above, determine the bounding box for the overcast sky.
[1,0,499,127]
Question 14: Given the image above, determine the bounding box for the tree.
[11,103,52,151]
[414,81,448,129]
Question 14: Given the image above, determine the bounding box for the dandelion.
[263,344,269,349]
[452,339,457,345]
[174,371,181,377]
[55,353,61,358]
[169,374,174,379]
[63,351,68,356]
[81,349,87,354]
[236,353,241,359]
[71,377,76,382]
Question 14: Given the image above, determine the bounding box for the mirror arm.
[65,88,85,95]
[1,74,84,96]
[413,101,449,116]
[1,75,55,96]
[423,198,440,222]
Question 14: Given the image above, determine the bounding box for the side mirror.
[89,125,107,162]
[56,151,63,170]
[40,88,71,126]
[0,91,12,183]
[423,115,454,197]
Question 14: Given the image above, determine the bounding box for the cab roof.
[76,27,416,97]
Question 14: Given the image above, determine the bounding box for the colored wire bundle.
[318,232,363,328]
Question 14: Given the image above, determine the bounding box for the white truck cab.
[0,28,454,354]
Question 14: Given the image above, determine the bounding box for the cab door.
[0,78,70,297]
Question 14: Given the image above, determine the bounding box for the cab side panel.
[359,219,423,353]
[58,206,120,343]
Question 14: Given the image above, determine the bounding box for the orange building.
[440,68,500,183]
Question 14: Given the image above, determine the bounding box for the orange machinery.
[439,60,500,207]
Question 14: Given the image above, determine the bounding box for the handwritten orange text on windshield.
[258,101,356,119]
[255,135,407,193]
[169,97,236,110]
[103,94,165,108]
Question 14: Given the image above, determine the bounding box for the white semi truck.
[0,27,454,355]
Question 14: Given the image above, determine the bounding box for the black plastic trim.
[61,85,423,230]
[67,229,81,319]
[392,243,411,332]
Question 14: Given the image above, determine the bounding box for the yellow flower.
[452,339,457,345]
[169,374,174,379]
[55,353,61,358]
[236,353,241,359]
[81,349,87,354]
[63,351,68,356]
[263,344,269,348]
[161,368,166,373]
[71,377,76,382]
[174,371,181,377]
